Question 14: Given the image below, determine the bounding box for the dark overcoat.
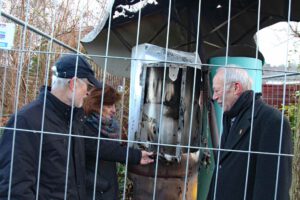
[208,92,292,200]
[0,87,87,199]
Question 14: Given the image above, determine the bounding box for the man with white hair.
[0,55,103,199]
[208,66,292,200]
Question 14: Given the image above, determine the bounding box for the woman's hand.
[140,151,154,165]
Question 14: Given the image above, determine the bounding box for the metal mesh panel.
[0,0,299,200]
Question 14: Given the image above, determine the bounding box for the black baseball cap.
[54,55,102,88]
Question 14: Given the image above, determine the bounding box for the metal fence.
[0,0,299,200]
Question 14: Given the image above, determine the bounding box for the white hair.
[51,75,70,90]
[51,66,70,89]
[217,65,253,91]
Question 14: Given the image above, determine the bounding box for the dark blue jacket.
[0,87,86,200]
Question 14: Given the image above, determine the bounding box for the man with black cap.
[0,54,102,199]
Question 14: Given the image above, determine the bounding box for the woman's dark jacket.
[0,87,87,199]
[84,117,141,200]
[208,91,292,200]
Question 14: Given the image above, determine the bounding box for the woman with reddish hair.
[83,85,153,200]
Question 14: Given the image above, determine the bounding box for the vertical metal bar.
[274,0,292,198]
[288,84,291,106]
[0,51,9,122]
[36,2,58,199]
[153,0,172,199]
[243,0,262,199]
[0,0,5,133]
[178,68,187,159]
[122,0,144,198]
[8,0,31,198]
[92,2,114,199]
[117,77,125,199]
[33,41,42,99]
[182,0,203,199]
[272,84,274,106]
[179,66,189,200]
[24,33,32,105]
[213,0,233,199]
[119,77,126,138]
[277,84,279,108]
[136,65,147,143]
[63,2,86,199]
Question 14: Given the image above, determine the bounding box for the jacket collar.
[224,90,262,121]
[224,90,254,118]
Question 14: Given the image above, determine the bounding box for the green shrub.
[282,91,300,200]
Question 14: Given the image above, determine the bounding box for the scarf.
[86,113,120,139]
[222,90,259,143]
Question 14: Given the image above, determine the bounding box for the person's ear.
[234,82,243,95]
[68,77,76,91]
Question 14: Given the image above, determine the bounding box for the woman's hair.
[83,85,121,115]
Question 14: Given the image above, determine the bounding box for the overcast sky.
[256,22,300,67]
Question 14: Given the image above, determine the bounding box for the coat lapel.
[220,100,263,162]
[223,116,251,152]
